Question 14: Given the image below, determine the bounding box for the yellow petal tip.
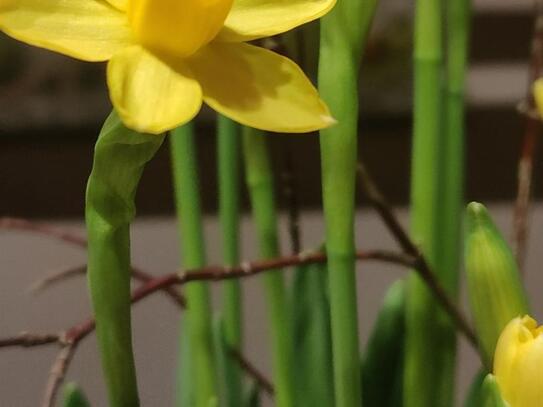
[322,114,337,126]
[533,78,543,117]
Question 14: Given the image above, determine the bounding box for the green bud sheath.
[62,383,91,407]
[465,202,530,366]
[480,374,508,407]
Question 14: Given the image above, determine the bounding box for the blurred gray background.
[1,0,541,405]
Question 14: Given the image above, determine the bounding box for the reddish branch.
[0,217,87,247]
[513,3,543,272]
[357,162,478,348]
[1,248,409,406]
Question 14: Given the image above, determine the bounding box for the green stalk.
[440,0,471,395]
[291,263,334,407]
[217,115,243,406]
[443,0,471,286]
[242,127,294,407]
[86,111,164,407]
[404,0,466,405]
[170,124,217,407]
[318,0,378,405]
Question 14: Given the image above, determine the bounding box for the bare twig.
[1,247,414,403]
[357,162,479,348]
[0,248,413,352]
[41,345,76,407]
[0,332,60,348]
[0,217,87,248]
[29,265,87,293]
[0,250,417,354]
[513,3,543,272]
[30,264,186,308]
[231,349,274,396]
[2,215,417,402]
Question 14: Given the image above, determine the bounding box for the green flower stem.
[443,0,471,287]
[242,127,294,407]
[318,0,377,405]
[441,0,471,282]
[217,115,243,406]
[291,263,334,407]
[86,111,164,407]
[404,0,463,405]
[170,124,217,407]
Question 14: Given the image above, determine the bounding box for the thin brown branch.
[30,264,186,308]
[0,217,87,248]
[2,215,428,399]
[513,5,543,272]
[29,265,87,293]
[0,332,60,348]
[2,247,413,404]
[230,349,274,396]
[41,345,76,407]
[1,249,413,351]
[357,162,479,348]
[1,248,414,351]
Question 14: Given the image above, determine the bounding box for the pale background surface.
[1,204,541,406]
[0,1,537,406]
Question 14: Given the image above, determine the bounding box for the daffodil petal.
[217,0,336,42]
[187,42,334,133]
[107,46,203,135]
[0,0,132,62]
[106,0,127,11]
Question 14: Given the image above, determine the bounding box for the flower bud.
[493,316,543,407]
[479,374,508,407]
[464,202,529,366]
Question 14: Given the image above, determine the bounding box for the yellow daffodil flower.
[493,315,543,406]
[0,0,336,134]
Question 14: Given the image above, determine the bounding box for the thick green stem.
[242,127,294,407]
[405,0,469,405]
[318,0,377,405]
[170,124,217,407]
[217,115,243,406]
[86,111,164,407]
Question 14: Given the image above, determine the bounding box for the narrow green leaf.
[291,263,334,407]
[62,382,90,407]
[212,314,244,407]
[244,381,261,407]
[217,115,243,407]
[362,280,406,407]
[176,315,194,407]
[464,370,486,407]
[170,124,217,407]
[242,127,294,407]
[86,111,164,407]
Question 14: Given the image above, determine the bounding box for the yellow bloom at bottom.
[494,316,543,407]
